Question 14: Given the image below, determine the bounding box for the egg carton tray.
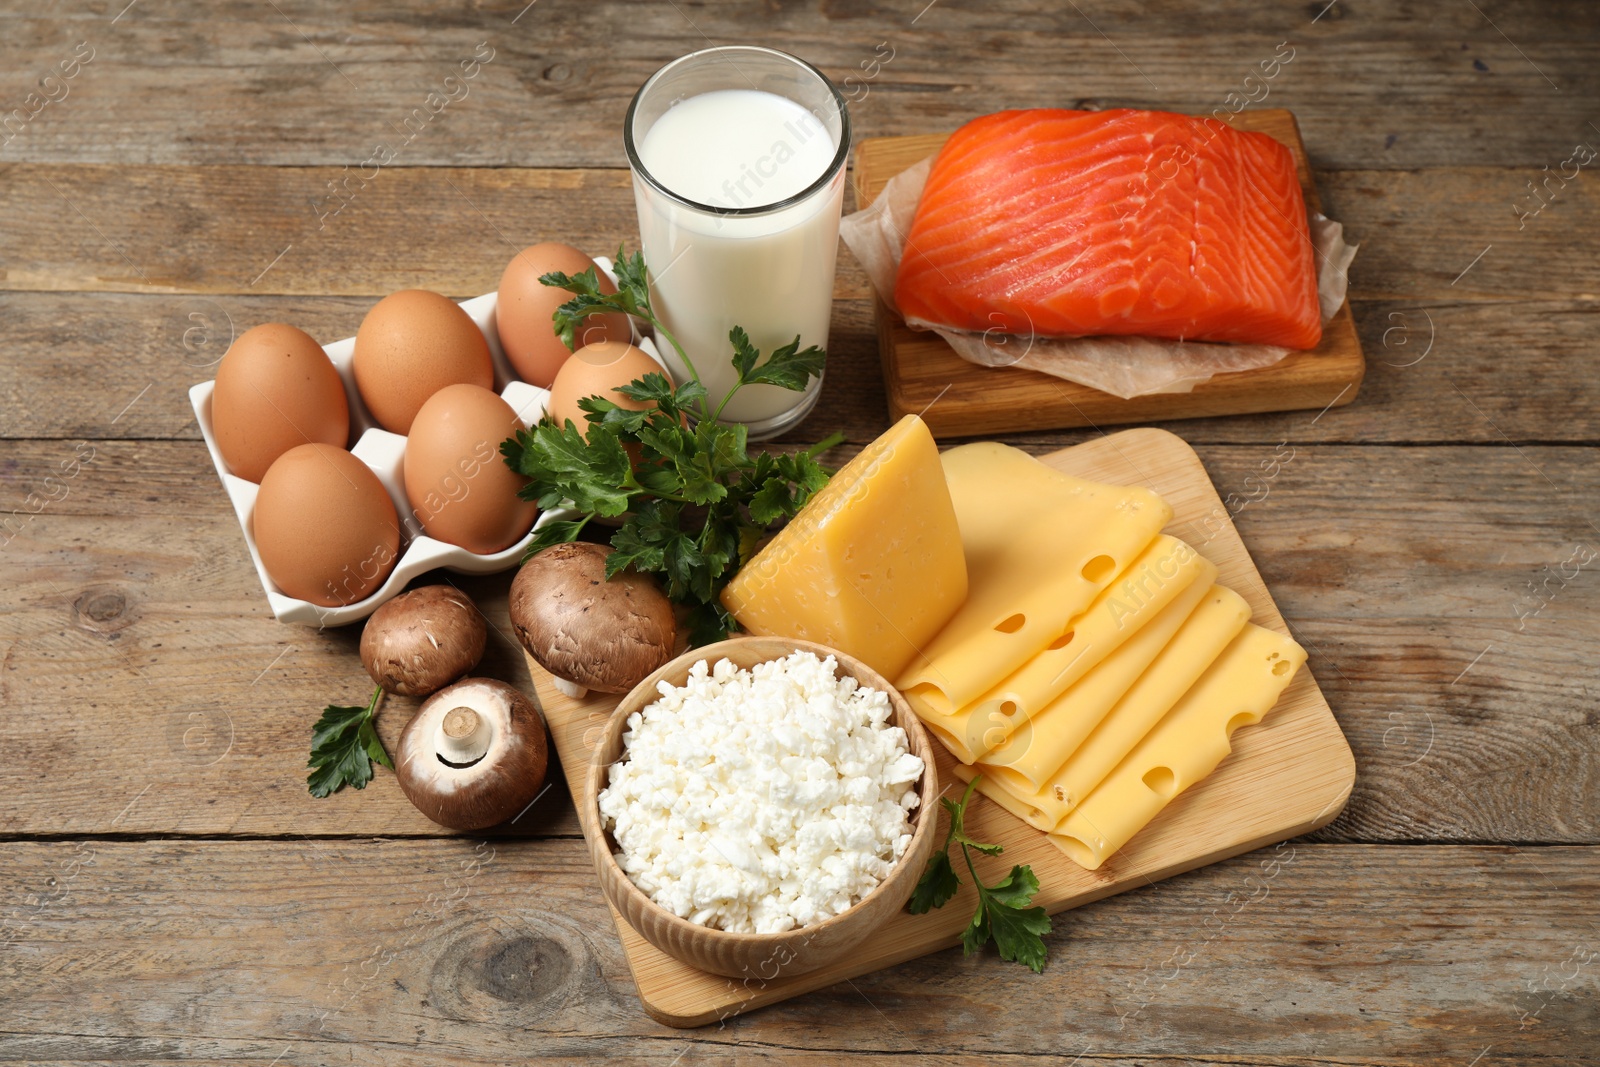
[190,259,664,628]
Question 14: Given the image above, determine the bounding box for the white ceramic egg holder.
[190,259,666,628]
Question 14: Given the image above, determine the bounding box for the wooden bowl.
[585,636,941,980]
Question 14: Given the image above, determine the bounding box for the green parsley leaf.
[961,899,993,957]
[747,480,793,526]
[742,334,828,391]
[984,877,1051,973]
[307,685,389,798]
[736,523,766,568]
[773,449,834,499]
[615,372,679,408]
[908,849,960,914]
[541,266,650,352]
[605,514,668,576]
[610,245,653,305]
[577,394,652,436]
[906,776,1053,972]
[525,518,589,555]
[983,862,1041,909]
[728,326,826,394]
[729,325,763,383]
[673,378,709,414]
[511,420,636,517]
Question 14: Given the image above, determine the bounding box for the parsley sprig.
[536,247,827,424]
[501,246,842,642]
[909,776,1053,972]
[306,684,392,798]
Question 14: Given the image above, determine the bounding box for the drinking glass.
[625,46,850,439]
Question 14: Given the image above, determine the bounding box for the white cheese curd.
[598,650,925,934]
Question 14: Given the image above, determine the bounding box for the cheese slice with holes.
[958,582,1253,831]
[1048,624,1307,870]
[898,442,1172,762]
[980,574,1222,795]
[958,535,1213,753]
[720,415,967,680]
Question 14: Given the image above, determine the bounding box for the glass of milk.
[625,46,850,440]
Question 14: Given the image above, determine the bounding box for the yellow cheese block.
[980,572,1220,795]
[960,583,1253,831]
[958,535,1213,756]
[720,415,967,680]
[1048,624,1308,870]
[898,442,1172,762]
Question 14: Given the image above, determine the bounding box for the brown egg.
[353,290,494,434]
[211,323,349,482]
[253,443,401,606]
[495,243,632,387]
[547,341,665,431]
[403,384,539,555]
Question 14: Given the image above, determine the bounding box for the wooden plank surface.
[531,428,1354,1025]
[2,839,1594,1063]
[1,2,1597,169]
[853,112,1366,437]
[2,0,1596,1059]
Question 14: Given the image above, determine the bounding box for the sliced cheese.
[965,584,1253,832]
[980,573,1219,796]
[720,414,967,680]
[898,442,1172,762]
[952,760,1040,830]
[1048,624,1307,871]
[959,535,1213,755]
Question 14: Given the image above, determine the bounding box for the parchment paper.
[840,156,1359,399]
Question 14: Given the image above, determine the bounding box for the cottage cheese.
[598,650,925,934]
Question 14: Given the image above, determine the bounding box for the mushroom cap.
[360,585,487,697]
[508,541,677,694]
[395,677,549,831]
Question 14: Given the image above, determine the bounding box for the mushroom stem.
[436,705,492,764]
[551,676,589,700]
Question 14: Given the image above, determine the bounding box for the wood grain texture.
[6,292,1600,445]
[2,839,1594,1061]
[853,112,1365,438]
[0,2,1596,169]
[2,164,1596,302]
[529,429,1355,1024]
[2,440,1596,844]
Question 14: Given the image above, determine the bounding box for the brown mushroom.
[508,541,676,698]
[394,677,549,831]
[360,585,487,697]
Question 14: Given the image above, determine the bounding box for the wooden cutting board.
[852,109,1365,439]
[526,427,1355,1027]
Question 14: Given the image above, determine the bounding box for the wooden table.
[3,3,1596,1063]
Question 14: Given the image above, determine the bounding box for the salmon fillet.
[893,109,1323,350]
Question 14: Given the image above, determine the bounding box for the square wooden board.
[527,427,1356,1027]
[852,109,1365,439]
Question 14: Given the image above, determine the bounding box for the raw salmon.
[894,109,1322,350]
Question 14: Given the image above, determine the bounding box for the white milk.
[635,88,843,426]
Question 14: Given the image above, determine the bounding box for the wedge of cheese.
[1048,624,1307,870]
[898,443,1172,762]
[720,415,967,680]
[980,572,1219,796]
[959,583,1253,832]
[958,535,1212,753]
